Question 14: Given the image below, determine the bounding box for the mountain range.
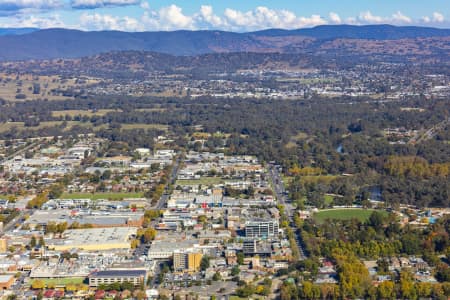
[0,24,449,61]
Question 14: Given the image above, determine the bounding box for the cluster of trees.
[280,278,450,300]
[26,192,48,209]
[45,221,68,235]
[236,278,272,297]
[301,212,449,260]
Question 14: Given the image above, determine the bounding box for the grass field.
[121,123,169,131]
[60,192,144,200]
[32,277,85,287]
[313,208,387,224]
[0,121,101,133]
[0,73,99,102]
[176,177,239,186]
[51,109,121,117]
[135,108,168,112]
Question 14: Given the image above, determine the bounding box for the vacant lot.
[313,208,387,224]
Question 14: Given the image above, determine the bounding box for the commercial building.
[245,219,279,238]
[48,227,136,251]
[147,240,198,259]
[89,270,147,287]
[25,209,144,229]
[173,250,203,273]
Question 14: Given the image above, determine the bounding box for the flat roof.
[91,270,146,278]
[0,275,13,282]
[49,227,136,249]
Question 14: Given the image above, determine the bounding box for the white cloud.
[80,12,142,30]
[329,12,341,24]
[1,4,443,32]
[222,6,326,31]
[198,5,224,27]
[80,5,194,31]
[157,4,193,29]
[391,11,411,23]
[421,12,445,24]
[140,1,149,10]
[421,16,431,23]
[0,13,65,28]
[0,0,62,15]
[71,0,140,9]
[432,12,444,22]
[358,11,384,23]
[357,10,413,25]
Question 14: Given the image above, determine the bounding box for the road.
[0,140,41,165]
[156,155,181,209]
[268,163,306,260]
[409,117,449,144]
[3,210,29,232]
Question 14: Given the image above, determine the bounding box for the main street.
[268,163,306,260]
[156,155,181,209]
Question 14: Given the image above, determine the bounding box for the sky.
[0,0,448,31]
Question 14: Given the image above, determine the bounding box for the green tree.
[231,265,240,276]
[377,281,395,299]
[200,256,210,271]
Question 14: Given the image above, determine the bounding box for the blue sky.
[0,0,448,31]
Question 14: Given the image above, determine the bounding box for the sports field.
[313,208,387,223]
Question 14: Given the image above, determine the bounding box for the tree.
[236,284,256,298]
[368,210,386,229]
[377,281,395,299]
[212,272,222,281]
[131,239,140,249]
[48,184,64,199]
[30,236,37,248]
[200,256,210,271]
[231,265,240,276]
[400,271,417,300]
[31,279,45,289]
[237,252,244,265]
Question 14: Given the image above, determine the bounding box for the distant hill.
[0,28,38,36]
[253,24,450,39]
[0,25,448,61]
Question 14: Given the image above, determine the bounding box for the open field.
[51,109,121,118]
[313,208,388,224]
[60,192,144,200]
[0,73,100,102]
[121,123,169,131]
[0,121,97,133]
[31,277,85,287]
[176,177,240,186]
[135,108,168,112]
